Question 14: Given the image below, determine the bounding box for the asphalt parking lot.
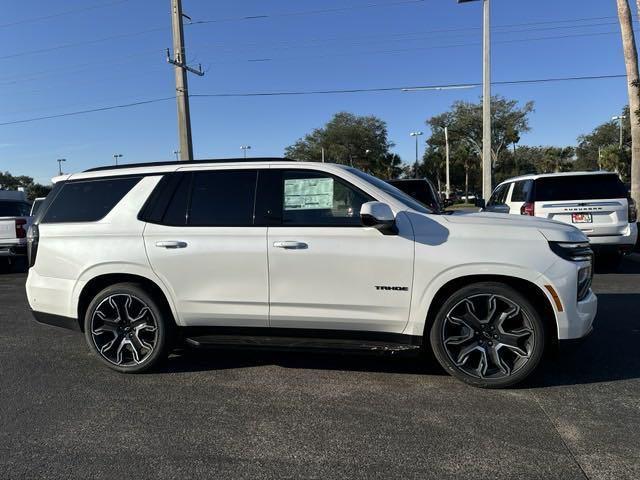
[1,257,639,479]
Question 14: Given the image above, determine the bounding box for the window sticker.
[284,178,334,210]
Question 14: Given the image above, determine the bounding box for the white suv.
[484,171,638,269]
[26,159,597,388]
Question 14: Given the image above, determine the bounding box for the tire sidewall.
[83,283,168,373]
[429,282,546,388]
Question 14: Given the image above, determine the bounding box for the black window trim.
[140,167,377,229]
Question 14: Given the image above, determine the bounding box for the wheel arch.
[421,274,558,350]
[76,273,178,332]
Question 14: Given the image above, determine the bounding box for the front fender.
[403,263,555,337]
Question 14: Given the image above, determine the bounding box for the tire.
[83,283,170,373]
[429,282,545,388]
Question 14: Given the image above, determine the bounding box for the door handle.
[273,241,308,250]
[155,241,187,249]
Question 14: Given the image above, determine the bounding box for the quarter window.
[41,177,141,223]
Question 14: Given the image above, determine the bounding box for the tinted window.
[488,184,509,206]
[511,180,533,202]
[535,174,627,201]
[161,174,192,226]
[281,170,372,226]
[188,170,257,226]
[41,177,141,223]
[0,201,30,217]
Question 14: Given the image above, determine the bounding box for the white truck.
[0,190,32,267]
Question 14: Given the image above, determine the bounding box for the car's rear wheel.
[84,283,170,373]
[429,282,545,388]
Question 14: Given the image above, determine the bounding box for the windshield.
[344,167,432,214]
[0,201,30,217]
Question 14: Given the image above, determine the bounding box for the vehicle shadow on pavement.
[163,348,447,377]
[527,292,640,388]
[162,292,640,388]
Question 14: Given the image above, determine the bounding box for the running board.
[184,334,421,354]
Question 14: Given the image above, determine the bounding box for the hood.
[442,211,588,243]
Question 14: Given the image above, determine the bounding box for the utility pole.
[56,158,66,176]
[240,145,251,159]
[444,126,451,199]
[612,115,627,149]
[167,0,204,161]
[410,131,423,178]
[458,0,492,200]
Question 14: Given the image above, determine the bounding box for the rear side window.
[511,180,533,202]
[188,170,257,226]
[0,201,30,217]
[535,174,627,201]
[41,177,141,223]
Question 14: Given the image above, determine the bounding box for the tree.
[599,144,631,181]
[422,96,534,192]
[575,107,631,171]
[0,171,51,201]
[285,112,398,177]
[617,0,640,208]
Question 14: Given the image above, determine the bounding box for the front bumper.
[541,260,598,341]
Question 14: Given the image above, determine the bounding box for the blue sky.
[0,0,636,184]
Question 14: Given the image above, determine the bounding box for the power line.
[191,20,631,58]
[0,26,165,61]
[0,74,627,127]
[200,30,625,66]
[0,97,174,127]
[0,0,131,29]
[190,0,428,25]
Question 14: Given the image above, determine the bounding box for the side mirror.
[474,198,486,209]
[361,202,397,234]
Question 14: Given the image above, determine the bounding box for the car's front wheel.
[84,283,170,373]
[429,282,545,388]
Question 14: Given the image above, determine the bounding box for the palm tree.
[617,0,640,208]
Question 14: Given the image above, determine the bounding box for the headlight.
[577,265,592,301]
[549,241,593,262]
[549,242,593,301]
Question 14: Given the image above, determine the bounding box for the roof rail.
[83,157,294,173]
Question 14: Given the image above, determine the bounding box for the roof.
[497,170,616,185]
[83,157,293,173]
[54,158,352,183]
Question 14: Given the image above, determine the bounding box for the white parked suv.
[484,171,638,269]
[26,159,597,388]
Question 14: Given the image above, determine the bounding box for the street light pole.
[458,0,492,200]
[56,158,66,176]
[410,131,423,178]
[444,126,451,199]
[113,153,123,166]
[612,115,627,149]
[240,145,251,159]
